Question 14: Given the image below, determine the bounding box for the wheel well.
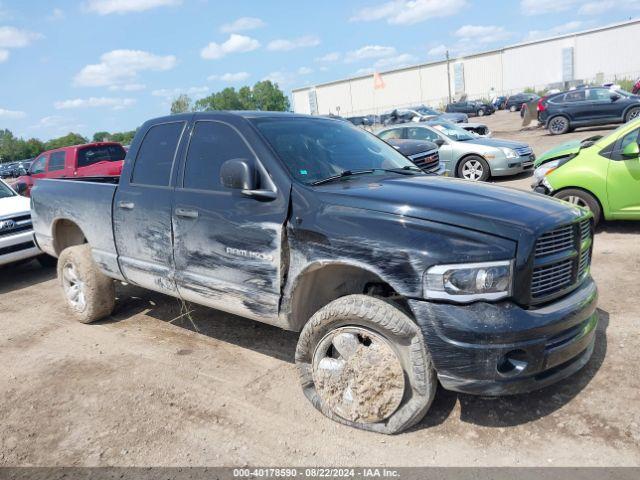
[288,263,406,332]
[454,153,486,177]
[553,186,604,220]
[52,219,87,255]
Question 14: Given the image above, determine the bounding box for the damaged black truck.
[31,112,598,434]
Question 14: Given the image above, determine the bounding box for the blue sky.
[1,0,639,141]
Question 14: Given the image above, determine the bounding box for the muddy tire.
[554,189,602,226]
[295,294,437,434]
[57,244,115,324]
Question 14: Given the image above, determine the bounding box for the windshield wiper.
[384,166,423,174]
[310,169,376,186]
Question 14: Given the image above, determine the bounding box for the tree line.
[0,129,137,164]
[171,80,290,114]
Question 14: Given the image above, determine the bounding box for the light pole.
[446,50,452,104]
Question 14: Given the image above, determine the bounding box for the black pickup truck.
[31,112,598,434]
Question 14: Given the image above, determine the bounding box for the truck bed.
[30,177,124,280]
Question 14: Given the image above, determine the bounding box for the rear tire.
[57,244,115,324]
[625,107,640,123]
[509,105,517,112]
[548,115,570,135]
[554,189,602,225]
[457,155,490,182]
[295,295,437,434]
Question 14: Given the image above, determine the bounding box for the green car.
[532,118,640,225]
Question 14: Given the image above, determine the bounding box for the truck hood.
[534,140,582,168]
[0,193,30,216]
[314,175,584,242]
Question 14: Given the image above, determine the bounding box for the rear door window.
[47,151,66,171]
[564,90,586,102]
[131,122,185,186]
[78,145,126,167]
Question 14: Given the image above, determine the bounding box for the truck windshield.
[77,145,126,168]
[0,181,15,198]
[251,117,419,185]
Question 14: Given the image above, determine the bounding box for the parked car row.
[0,160,31,179]
[28,111,599,435]
[445,100,495,117]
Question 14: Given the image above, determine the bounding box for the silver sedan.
[377,121,535,181]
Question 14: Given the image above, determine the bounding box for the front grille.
[0,240,35,256]
[409,149,440,173]
[530,217,593,303]
[515,146,533,156]
[0,214,32,238]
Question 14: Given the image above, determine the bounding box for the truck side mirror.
[220,158,257,190]
[622,142,640,158]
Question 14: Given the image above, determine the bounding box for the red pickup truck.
[13,142,126,196]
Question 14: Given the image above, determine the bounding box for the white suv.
[0,179,47,266]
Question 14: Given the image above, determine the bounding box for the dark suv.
[445,100,494,117]
[505,93,539,112]
[539,87,640,135]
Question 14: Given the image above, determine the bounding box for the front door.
[172,119,289,323]
[113,120,187,295]
[607,127,640,218]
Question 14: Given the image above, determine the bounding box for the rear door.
[172,118,289,322]
[606,126,640,218]
[562,90,590,121]
[113,120,187,295]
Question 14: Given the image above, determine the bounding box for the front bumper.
[490,154,536,177]
[409,277,598,395]
[0,230,41,266]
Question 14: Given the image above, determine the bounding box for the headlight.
[533,160,560,180]
[500,147,518,159]
[425,260,513,302]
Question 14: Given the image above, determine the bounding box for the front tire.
[625,107,640,123]
[457,155,490,182]
[509,105,517,112]
[57,244,115,324]
[554,189,602,225]
[548,115,570,135]
[477,109,485,117]
[295,295,437,434]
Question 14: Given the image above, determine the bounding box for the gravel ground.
[1,112,639,467]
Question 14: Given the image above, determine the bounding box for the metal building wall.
[292,20,640,117]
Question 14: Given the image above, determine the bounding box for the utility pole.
[446,50,452,104]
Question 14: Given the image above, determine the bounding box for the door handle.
[118,201,135,210]
[175,207,199,219]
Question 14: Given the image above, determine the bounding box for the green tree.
[193,81,289,112]
[93,131,112,142]
[251,80,290,111]
[171,94,192,114]
[110,130,137,145]
[44,132,88,150]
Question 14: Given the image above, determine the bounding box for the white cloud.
[220,17,265,33]
[427,44,448,57]
[74,49,176,87]
[525,21,586,41]
[29,116,85,135]
[0,49,7,62]
[207,72,250,82]
[345,45,396,63]
[520,0,577,15]
[48,8,65,21]
[297,67,313,75]
[351,0,467,25]
[315,52,341,63]
[373,53,417,70]
[354,67,375,76]
[54,97,136,110]
[85,0,181,15]
[151,86,209,98]
[454,25,511,44]
[579,0,640,14]
[108,83,146,91]
[267,35,320,52]
[262,71,296,87]
[0,26,42,48]
[201,34,260,60]
[0,108,26,118]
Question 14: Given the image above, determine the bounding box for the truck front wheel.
[57,244,115,324]
[295,295,436,434]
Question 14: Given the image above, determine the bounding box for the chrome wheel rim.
[312,326,405,424]
[462,159,484,181]
[550,118,567,133]
[564,195,590,210]
[478,109,485,116]
[629,109,640,120]
[62,262,86,311]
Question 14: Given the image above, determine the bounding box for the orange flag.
[373,72,386,90]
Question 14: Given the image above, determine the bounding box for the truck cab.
[13,142,125,196]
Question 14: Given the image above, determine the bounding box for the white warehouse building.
[292,19,640,117]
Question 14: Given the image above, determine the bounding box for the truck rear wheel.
[295,295,436,434]
[57,244,115,324]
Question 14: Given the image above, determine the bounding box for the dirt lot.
[1,112,639,467]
